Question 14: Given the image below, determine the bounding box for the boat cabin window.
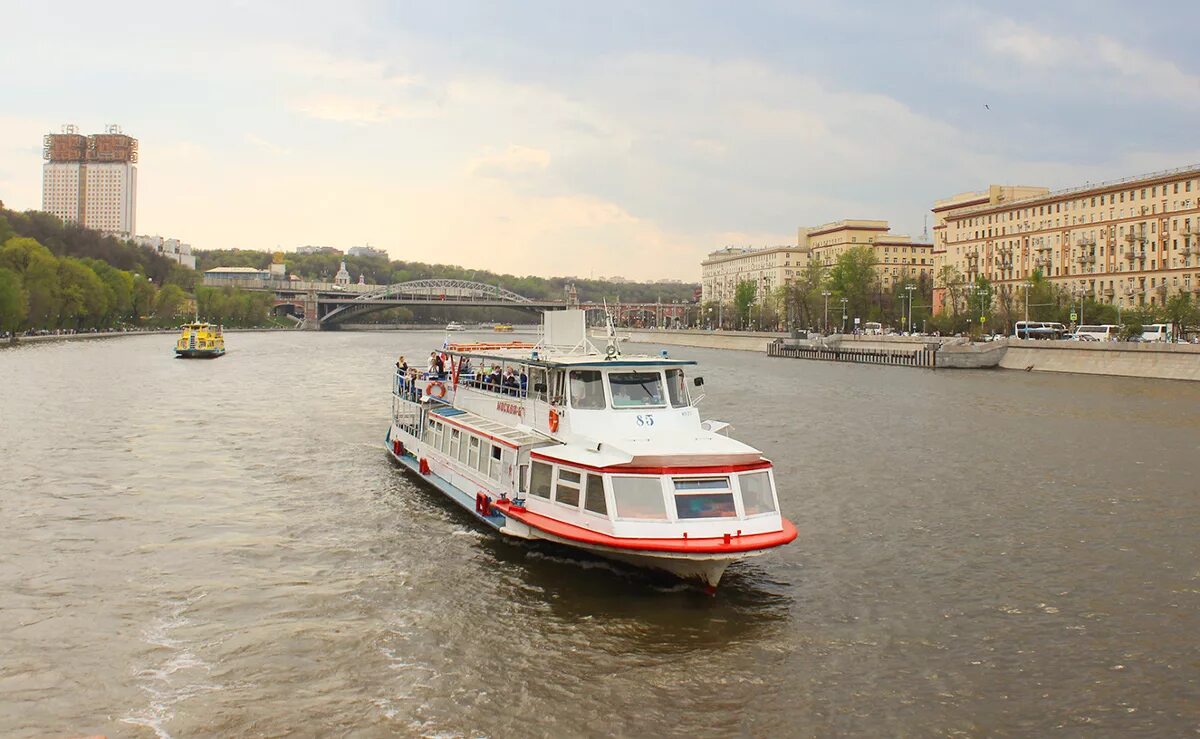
[673,477,737,519]
[584,474,607,516]
[529,367,549,402]
[739,471,776,515]
[449,428,461,458]
[611,476,668,520]
[488,445,503,480]
[554,469,581,507]
[457,431,471,465]
[665,368,689,408]
[530,461,553,499]
[468,436,481,470]
[569,370,606,410]
[609,371,666,408]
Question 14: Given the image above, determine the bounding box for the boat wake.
[120,592,223,739]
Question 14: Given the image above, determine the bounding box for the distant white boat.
[445,321,465,331]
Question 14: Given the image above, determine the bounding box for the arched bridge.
[279,279,567,328]
[227,277,692,329]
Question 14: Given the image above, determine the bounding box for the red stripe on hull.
[492,499,797,554]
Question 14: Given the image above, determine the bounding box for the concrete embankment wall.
[617,329,783,352]
[1000,339,1200,381]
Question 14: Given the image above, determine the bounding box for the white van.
[863,322,883,335]
[1075,324,1119,341]
[1141,323,1173,342]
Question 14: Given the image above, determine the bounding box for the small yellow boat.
[175,322,226,358]
[493,323,514,333]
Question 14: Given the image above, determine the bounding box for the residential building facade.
[700,245,809,304]
[133,234,196,269]
[347,245,388,259]
[801,219,934,288]
[41,125,138,238]
[931,168,1200,313]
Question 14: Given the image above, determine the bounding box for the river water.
[1,331,1198,737]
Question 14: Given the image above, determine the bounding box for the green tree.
[82,258,135,326]
[733,280,756,329]
[826,246,879,327]
[55,258,107,328]
[131,277,158,322]
[154,283,187,321]
[0,267,27,337]
[1164,293,1198,338]
[1,237,61,329]
[778,260,825,332]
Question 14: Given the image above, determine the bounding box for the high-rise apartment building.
[931,167,1200,313]
[41,124,138,238]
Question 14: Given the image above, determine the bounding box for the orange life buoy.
[548,408,560,433]
[428,380,447,398]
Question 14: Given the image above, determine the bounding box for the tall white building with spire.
[334,260,351,286]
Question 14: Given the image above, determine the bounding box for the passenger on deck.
[502,367,519,395]
[487,365,502,391]
[396,355,408,374]
[519,370,528,396]
[427,352,439,376]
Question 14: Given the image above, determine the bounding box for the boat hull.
[175,348,225,358]
[385,429,777,588]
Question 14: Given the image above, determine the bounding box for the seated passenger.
[502,367,519,395]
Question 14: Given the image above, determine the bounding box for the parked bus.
[863,321,883,335]
[1013,321,1066,339]
[1141,323,1174,342]
[1075,324,1119,341]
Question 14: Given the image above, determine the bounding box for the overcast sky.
[1,1,1197,279]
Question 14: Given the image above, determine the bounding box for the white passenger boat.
[445,321,465,331]
[385,310,796,588]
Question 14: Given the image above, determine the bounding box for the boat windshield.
[568,370,606,409]
[609,371,665,408]
[665,368,689,408]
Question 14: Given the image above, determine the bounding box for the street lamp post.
[840,297,848,333]
[905,283,916,334]
[822,291,831,335]
[1018,281,1033,323]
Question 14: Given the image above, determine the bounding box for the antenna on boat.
[602,300,621,359]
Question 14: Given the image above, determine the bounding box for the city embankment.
[618,328,1200,382]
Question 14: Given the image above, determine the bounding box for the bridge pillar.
[302,291,322,330]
